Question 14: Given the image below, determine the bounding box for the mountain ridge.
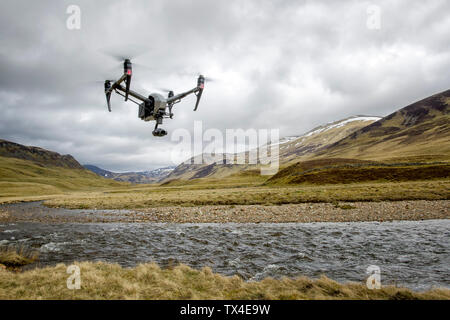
[0,139,83,169]
[162,115,381,181]
[315,89,450,161]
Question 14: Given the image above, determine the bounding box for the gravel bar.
[0,200,448,223]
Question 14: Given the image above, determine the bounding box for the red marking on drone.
[200,84,204,89]
[126,70,132,75]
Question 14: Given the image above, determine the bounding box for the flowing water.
[1,216,449,291]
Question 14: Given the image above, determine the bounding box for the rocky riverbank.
[0,200,448,223]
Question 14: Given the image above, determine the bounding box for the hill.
[0,140,122,200]
[315,89,450,162]
[0,139,83,169]
[163,116,381,182]
[165,90,450,184]
[277,116,381,164]
[266,90,450,185]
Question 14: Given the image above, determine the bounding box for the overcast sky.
[0,0,449,171]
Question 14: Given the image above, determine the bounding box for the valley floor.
[1,176,449,223]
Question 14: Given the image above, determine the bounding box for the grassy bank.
[0,246,38,269]
[44,179,450,209]
[0,261,449,300]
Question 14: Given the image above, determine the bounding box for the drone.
[104,59,205,137]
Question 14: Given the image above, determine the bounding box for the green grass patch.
[0,156,125,200]
[44,179,450,209]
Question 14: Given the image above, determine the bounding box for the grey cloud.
[0,0,449,171]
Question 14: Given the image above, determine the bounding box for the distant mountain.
[141,166,177,178]
[0,139,83,169]
[162,115,380,181]
[265,90,450,185]
[83,165,115,178]
[83,165,176,184]
[165,90,450,183]
[316,89,450,161]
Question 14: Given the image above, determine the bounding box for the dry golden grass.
[0,246,39,268]
[44,179,450,209]
[0,261,448,300]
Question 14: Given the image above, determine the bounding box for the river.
[1,218,448,291]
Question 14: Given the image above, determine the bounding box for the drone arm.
[166,87,201,104]
[115,83,148,103]
[114,90,141,105]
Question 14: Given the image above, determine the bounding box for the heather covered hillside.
[316,90,450,161]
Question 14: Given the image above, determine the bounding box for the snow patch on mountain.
[142,166,176,178]
[302,116,381,138]
[267,115,381,148]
